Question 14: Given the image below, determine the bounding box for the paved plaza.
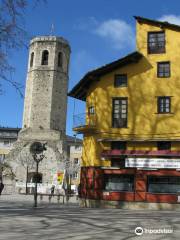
[0,194,180,240]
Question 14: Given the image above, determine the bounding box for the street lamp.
[0,154,5,183]
[30,142,46,207]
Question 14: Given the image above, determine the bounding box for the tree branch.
[0,0,45,95]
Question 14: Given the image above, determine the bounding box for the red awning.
[101,150,180,158]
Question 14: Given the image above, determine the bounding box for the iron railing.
[73,113,96,129]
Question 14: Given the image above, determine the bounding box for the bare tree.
[16,148,35,194]
[0,0,45,96]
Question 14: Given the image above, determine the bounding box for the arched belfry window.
[58,52,63,67]
[30,52,34,67]
[41,50,49,65]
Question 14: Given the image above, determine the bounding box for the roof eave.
[134,16,180,32]
[68,51,143,101]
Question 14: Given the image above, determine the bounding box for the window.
[58,52,63,67]
[72,172,78,179]
[74,158,79,164]
[148,31,165,54]
[157,97,171,113]
[75,145,81,151]
[4,140,10,146]
[88,106,95,115]
[27,172,42,183]
[111,142,126,167]
[111,141,127,150]
[114,74,127,87]
[30,52,34,67]
[157,62,170,77]
[104,174,134,191]
[112,98,128,128]
[41,50,49,65]
[111,158,125,168]
[148,176,180,193]
[0,154,5,162]
[157,141,171,150]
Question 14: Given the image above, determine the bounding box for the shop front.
[80,150,180,208]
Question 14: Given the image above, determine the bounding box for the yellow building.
[69,16,180,209]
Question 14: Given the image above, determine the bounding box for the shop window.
[114,74,127,87]
[148,176,180,193]
[104,174,134,191]
[41,50,49,65]
[157,141,171,150]
[157,96,171,113]
[111,141,127,150]
[157,62,170,77]
[112,98,128,128]
[148,31,165,54]
[30,52,34,67]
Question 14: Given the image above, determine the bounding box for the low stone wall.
[79,198,180,210]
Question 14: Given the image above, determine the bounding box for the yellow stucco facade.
[79,18,180,167]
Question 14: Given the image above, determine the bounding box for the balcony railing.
[73,113,96,133]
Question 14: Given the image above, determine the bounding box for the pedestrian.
[0,181,4,196]
[51,185,55,196]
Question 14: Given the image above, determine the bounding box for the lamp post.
[0,154,5,183]
[30,142,46,207]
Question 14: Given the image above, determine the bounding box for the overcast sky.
[1,0,180,136]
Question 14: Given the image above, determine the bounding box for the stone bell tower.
[20,36,71,140]
[8,36,71,187]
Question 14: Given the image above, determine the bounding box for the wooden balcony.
[73,113,97,134]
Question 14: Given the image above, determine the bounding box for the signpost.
[30,142,46,207]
